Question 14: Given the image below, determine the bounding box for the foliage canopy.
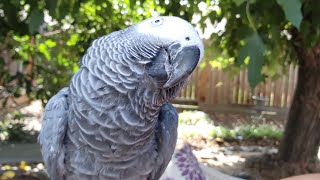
[0,0,319,103]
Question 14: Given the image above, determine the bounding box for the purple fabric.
[174,144,206,180]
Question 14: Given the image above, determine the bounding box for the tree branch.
[42,30,62,37]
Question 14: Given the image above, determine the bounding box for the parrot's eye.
[152,18,163,25]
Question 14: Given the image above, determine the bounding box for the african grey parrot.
[38,16,204,180]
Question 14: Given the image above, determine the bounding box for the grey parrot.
[38,16,204,180]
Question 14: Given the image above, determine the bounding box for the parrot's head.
[134,16,204,94]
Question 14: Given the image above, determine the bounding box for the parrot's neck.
[128,85,163,123]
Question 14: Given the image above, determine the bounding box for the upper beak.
[163,44,200,88]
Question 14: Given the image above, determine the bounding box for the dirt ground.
[1,103,319,180]
[184,137,320,180]
[182,112,320,180]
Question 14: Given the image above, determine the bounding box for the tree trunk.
[279,43,320,166]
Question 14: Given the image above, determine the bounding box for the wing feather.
[149,103,178,180]
[38,87,69,180]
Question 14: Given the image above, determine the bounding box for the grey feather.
[38,87,69,180]
[149,103,178,180]
[39,16,203,180]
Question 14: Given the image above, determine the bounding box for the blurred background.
[0,0,320,179]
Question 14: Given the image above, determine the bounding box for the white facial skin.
[135,16,204,61]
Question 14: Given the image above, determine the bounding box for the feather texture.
[39,16,203,180]
[149,103,178,180]
[38,88,69,180]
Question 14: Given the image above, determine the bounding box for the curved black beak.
[163,45,200,88]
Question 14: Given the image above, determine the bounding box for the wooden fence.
[176,64,298,112]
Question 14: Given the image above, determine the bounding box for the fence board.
[176,64,298,109]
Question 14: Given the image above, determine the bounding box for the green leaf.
[45,39,57,48]
[56,0,71,20]
[276,0,302,30]
[66,34,79,46]
[233,0,256,6]
[38,42,52,60]
[28,9,44,35]
[237,32,265,89]
[44,0,58,18]
[2,2,28,34]
[130,0,137,9]
[232,0,246,6]
[311,1,320,28]
[10,0,21,7]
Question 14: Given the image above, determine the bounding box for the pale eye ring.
[151,18,163,25]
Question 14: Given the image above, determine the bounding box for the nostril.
[185,37,190,41]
